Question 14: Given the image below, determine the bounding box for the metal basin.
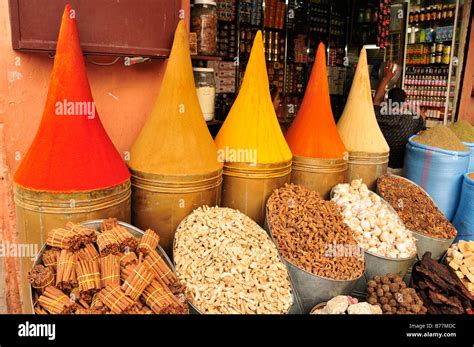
[264,213,363,314]
[30,219,178,314]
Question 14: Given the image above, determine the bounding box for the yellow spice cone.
[337,48,389,153]
[215,31,292,164]
[129,21,222,255]
[129,20,221,175]
[215,31,291,225]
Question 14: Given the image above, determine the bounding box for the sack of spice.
[453,173,474,241]
[450,120,474,172]
[405,125,470,220]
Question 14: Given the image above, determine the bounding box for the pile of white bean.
[331,179,417,259]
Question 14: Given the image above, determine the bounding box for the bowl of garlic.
[331,179,417,292]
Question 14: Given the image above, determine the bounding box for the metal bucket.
[172,214,303,315]
[131,169,222,256]
[376,175,455,261]
[14,181,131,314]
[329,184,417,299]
[291,156,347,199]
[221,161,291,226]
[30,219,177,314]
[264,214,363,313]
[351,251,416,299]
[346,151,389,191]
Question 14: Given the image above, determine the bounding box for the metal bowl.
[264,212,364,314]
[330,183,417,297]
[30,219,177,314]
[173,211,303,315]
[376,175,456,261]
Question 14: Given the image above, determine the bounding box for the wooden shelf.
[191,55,222,61]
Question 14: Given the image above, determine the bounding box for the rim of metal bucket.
[329,183,418,263]
[264,209,366,283]
[376,174,458,242]
[30,219,177,314]
[172,208,301,314]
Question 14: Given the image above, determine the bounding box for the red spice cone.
[14,4,130,191]
[285,43,347,159]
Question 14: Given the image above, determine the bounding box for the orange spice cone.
[215,31,292,224]
[337,48,389,190]
[285,43,348,198]
[13,5,131,313]
[129,21,222,254]
[286,43,346,159]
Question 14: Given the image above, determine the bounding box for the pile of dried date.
[411,252,474,314]
[377,175,457,239]
[266,183,364,281]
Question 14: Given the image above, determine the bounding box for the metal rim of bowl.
[329,183,418,262]
[172,208,301,314]
[30,219,177,313]
[376,174,457,243]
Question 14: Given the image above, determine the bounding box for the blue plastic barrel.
[463,142,474,172]
[404,136,470,221]
[453,173,474,241]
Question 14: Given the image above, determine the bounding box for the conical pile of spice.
[337,49,389,154]
[13,4,131,313]
[129,20,222,254]
[214,31,292,225]
[336,48,389,190]
[285,43,347,198]
[286,43,347,159]
[413,125,468,151]
[449,121,474,143]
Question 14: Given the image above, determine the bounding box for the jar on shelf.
[191,0,218,56]
[193,67,216,121]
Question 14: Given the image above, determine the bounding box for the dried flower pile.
[377,175,457,239]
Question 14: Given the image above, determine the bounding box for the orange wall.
[0,0,189,175]
[458,18,474,124]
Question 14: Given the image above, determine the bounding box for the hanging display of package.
[128,20,223,255]
[285,43,347,199]
[337,48,389,191]
[215,30,292,226]
[453,173,474,241]
[13,5,131,313]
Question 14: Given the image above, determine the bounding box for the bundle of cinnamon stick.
[32,219,188,315]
